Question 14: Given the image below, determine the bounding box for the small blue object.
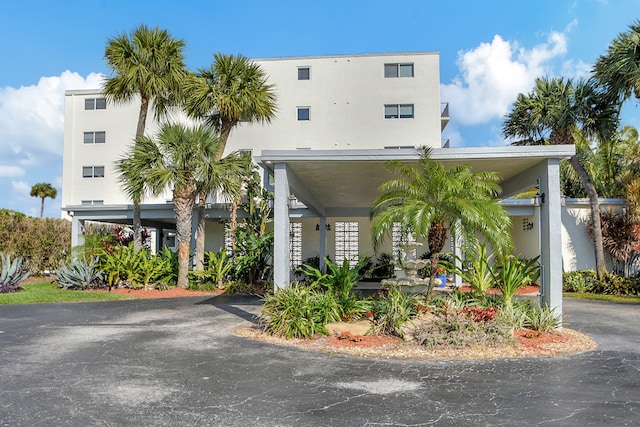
[438,274,447,287]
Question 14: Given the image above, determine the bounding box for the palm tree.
[371,146,513,294]
[103,24,187,249]
[503,77,619,280]
[194,151,252,270]
[116,123,219,288]
[30,182,57,218]
[183,53,277,267]
[593,20,640,105]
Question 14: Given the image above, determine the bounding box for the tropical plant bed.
[236,324,596,360]
[456,284,540,295]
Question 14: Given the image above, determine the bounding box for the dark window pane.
[384,64,398,78]
[399,63,414,77]
[298,67,310,80]
[297,107,310,121]
[384,105,398,118]
[95,131,106,143]
[82,167,93,178]
[399,104,414,118]
[83,132,94,144]
[94,166,104,178]
[84,99,95,110]
[95,98,106,109]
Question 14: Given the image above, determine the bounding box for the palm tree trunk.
[174,185,196,289]
[569,155,607,279]
[132,97,149,251]
[195,190,207,270]
[40,197,45,218]
[215,120,235,161]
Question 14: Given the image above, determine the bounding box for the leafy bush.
[591,272,640,295]
[0,209,71,274]
[496,304,529,330]
[193,248,234,288]
[444,244,496,295]
[371,289,420,336]
[563,270,598,293]
[99,245,175,289]
[0,252,30,293]
[221,280,254,294]
[369,252,396,279]
[259,283,342,338]
[55,257,103,290]
[494,255,540,307]
[525,306,561,332]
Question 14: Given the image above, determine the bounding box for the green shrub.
[563,270,597,293]
[496,304,529,330]
[0,209,71,274]
[222,280,254,294]
[259,283,342,339]
[444,244,496,296]
[494,255,540,307]
[55,257,103,290]
[193,248,234,289]
[592,272,640,295]
[99,246,175,289]
[525,306,561,332]
[0,252,30,293]
[371,289,420,336]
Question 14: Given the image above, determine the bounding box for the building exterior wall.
[62,53,443,210]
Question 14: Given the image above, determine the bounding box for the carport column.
[71,217,85,250]
[273,163,291,292]
[319,217,327,271]
[538,158,563,319]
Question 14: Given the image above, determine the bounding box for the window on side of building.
[81,200,104,206]
[290,222,303,269]
[334,221,359,266]
[83,131,106,144]
[84,98,107,110]
[297,107,310,121]
[298,67,310,80]
[384,63,414,78]
[82,166,104,178]
[384,104,414,119]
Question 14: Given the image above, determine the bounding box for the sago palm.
[104,25,187,249]
[503,77,619,280]
[371,146,513,294]
[116,123,219,288]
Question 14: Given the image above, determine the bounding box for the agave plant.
[55,257,103,290]
[0,252,30,293]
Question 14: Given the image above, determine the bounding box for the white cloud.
[0,165,25,177]
[441,31,569,126]
[11,180,30,193]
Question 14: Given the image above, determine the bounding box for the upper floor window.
[384,63,414,78]
[84,98,106,110]
[82,166,104,178]
[83,131,106,144]
[297,107,310,121]
[298,67,310,80]
[81,200,104,206]
[384,104,414,119]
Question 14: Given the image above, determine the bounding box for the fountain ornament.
[381,233,442,294]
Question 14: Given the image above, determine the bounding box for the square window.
[82,166,93,178]
[84,99,95,110]
[384,64,398,78]
[94,131,106,143]
[399,64,414,77]
[83,132,94,144]
[298,67,310,80]
[297,107,310,121]
[94,166,104,178]
[399,104,414,118]
[384,105,399,119]
[95,98,106,109]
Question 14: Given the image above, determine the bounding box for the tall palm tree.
[30,182,57,218]
[503,77,619,280]
[116,123,219,288]
[371,146,513,294]
[593,20,640,105]
[183,53,277,267]
[103,24,187,249]
[194,151,251,270]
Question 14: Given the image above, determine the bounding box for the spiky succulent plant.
[0,252,30,293]
[55,257,103,290]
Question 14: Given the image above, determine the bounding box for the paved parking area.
[0,296,639,426]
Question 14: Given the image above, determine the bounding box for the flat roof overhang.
[257,145,576,217]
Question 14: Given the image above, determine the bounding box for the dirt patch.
[87,287,223,299]
[235,326,597,360]
[458,284,540,295]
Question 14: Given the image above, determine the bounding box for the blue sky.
[1,0,639,218]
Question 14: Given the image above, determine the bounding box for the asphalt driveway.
[0,296,638,426]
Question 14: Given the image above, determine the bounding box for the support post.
[273,163,291,291]
[319,217,327,272]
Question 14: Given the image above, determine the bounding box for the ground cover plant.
[0,281,137,304]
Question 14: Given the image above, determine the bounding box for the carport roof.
[257,145,576,217]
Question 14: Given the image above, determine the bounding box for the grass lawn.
[0,282,138,305]
[564,292,640,304]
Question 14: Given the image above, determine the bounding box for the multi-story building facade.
[62,52,573,318]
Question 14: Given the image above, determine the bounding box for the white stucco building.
[62,52,576,319]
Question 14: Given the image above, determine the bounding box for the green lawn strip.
[0,282,138,305]
[564,292,640,304]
